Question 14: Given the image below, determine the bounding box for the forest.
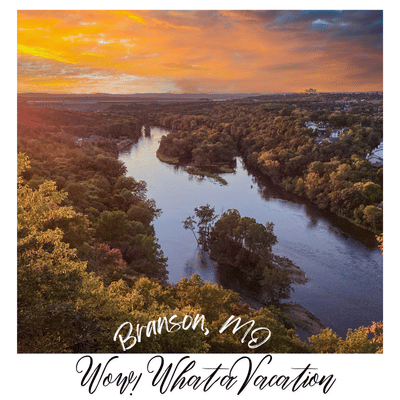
[17,95,383,353]
[150,95,383,233]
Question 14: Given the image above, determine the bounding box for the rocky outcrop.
[272,254,308,285]
[280,303,326,339]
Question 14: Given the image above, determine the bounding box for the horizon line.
[17,91,383,96]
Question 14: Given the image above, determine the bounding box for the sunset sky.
[17,9,383,94]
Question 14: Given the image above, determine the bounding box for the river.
[119,126,383,339]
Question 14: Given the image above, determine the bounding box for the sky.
[17,9,383,94]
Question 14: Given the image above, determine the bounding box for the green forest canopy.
[17,99,383,353]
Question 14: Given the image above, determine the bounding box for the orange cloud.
[109,11,146,25]
[17,10,382,94]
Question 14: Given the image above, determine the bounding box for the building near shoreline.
[366,141,383,168]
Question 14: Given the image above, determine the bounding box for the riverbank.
[156,149,179,165]
[236,293,325,341]
[117,138,135,152]
[186,166,228,185]
[239,152,383,238]
[156,149,230,185]
[280,303,326,340]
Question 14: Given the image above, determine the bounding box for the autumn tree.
[184,207,290,305]
[208,209,292,305]
[261,267,292,305]
[309,322,383,354]
[18,153,90,352]
[209,209,277,273]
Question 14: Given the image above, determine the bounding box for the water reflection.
[184,248,218,282]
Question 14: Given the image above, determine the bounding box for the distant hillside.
[18,92,262,103]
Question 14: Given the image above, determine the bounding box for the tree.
[210,209,277,271]
[95,210,147,242]
[183,204,218,250]
[309,324,382,354]
[204,208,292,305]
[81,242,127,286]
[18,153,89,352]
[241,219,277,258]
[363,205,382,231]
[308,328,341,353]
[17,153,86,278]
[261,267,292,305]
[114,175,147,200]
[127,201,160,228]
[183,215,200,245]
[376,235,383,253]
[360,181,382,204]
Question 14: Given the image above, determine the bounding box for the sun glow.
[17,10,383,94]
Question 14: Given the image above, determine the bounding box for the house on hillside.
[366,141,383,168]
[308,121,346,144]
[305,121,319,131]
[305,121,329,132]
[317,122,329,131]
[327,127,346,143]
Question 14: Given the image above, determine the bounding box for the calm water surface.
[119,126,383,338]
